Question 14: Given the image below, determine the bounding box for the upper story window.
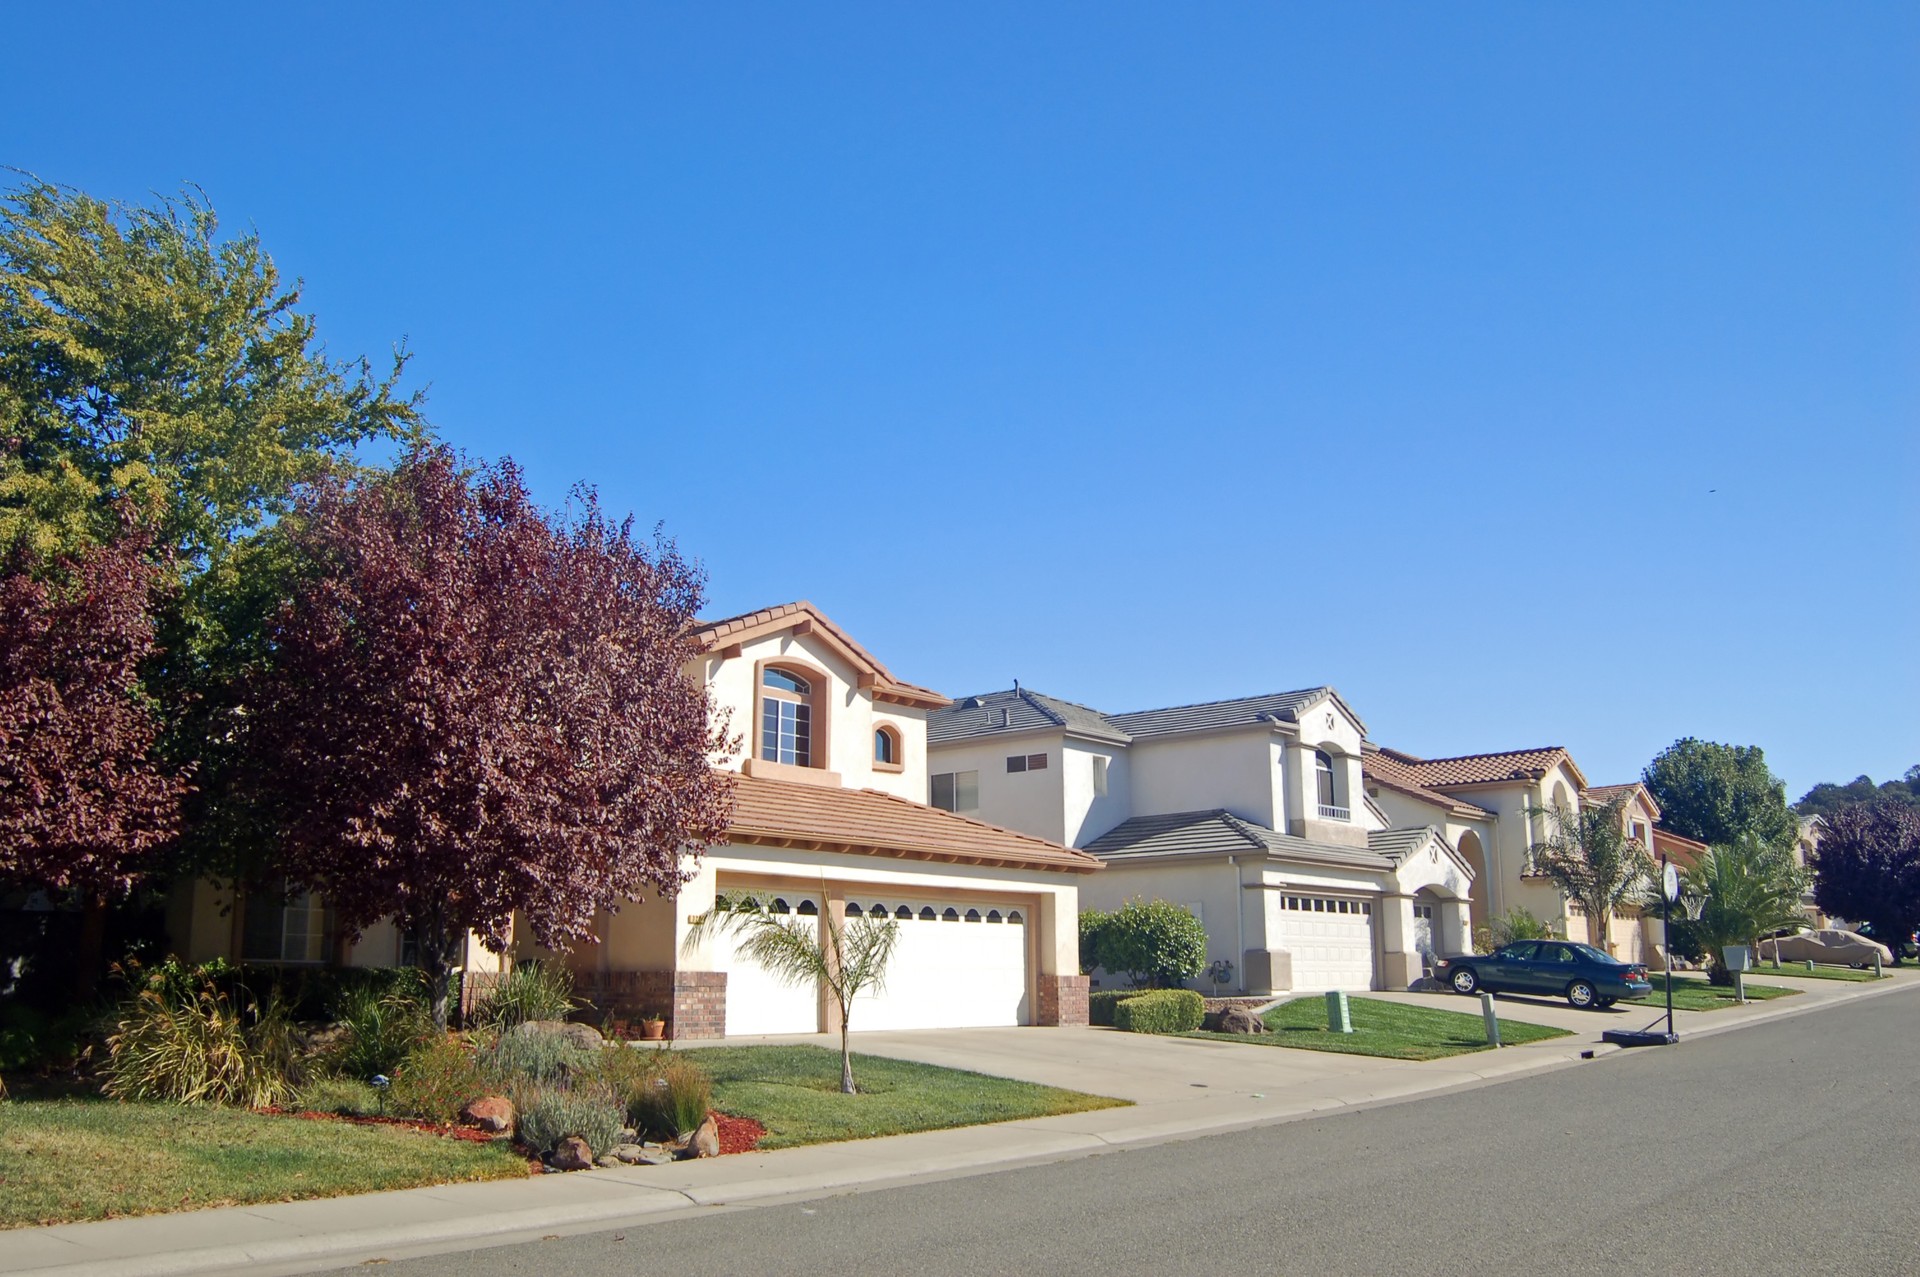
[760,666,813,766]
[873,723,903,771]
[1315,750,1349,820]
[931,769,979,815]
[1007,753,1048,773]
[1092,754,1110,796]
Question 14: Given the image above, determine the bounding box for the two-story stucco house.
[172,602,1099,1036]
[926,686,1478,997]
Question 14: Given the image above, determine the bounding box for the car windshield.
[1571,943,1615,963]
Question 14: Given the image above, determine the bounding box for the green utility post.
[1479,992,1501,1047]
[1325,990,1354,1034]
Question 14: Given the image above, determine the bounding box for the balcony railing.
[1317,803,1350,821]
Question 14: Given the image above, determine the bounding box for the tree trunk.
[839,1016,856,1095]
[73,893,108,1000]
[420,918,456,1031]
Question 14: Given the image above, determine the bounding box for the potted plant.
[640,1012,667,1041]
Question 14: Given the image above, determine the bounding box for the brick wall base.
[571,969,728,1040]
[1037,974,1090,1027]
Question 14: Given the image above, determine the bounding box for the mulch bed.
[273,1108,501,1144]
[712,1111,765,1155]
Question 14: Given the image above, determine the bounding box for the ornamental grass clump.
[470,964,578,1030]
[386,1035,487,1125]
[516,1079,626,1158]
[325,979,437,1080]
[294,1075,383,1117]
[627,1053,712,1140]
[103,980,299,1108]
[479,1026,592,1085]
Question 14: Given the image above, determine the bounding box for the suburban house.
[926,686,1478,997]
[169,602,1100,1037]
[1364,746,1666,961]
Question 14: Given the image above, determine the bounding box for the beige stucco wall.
[1128,728,1280,829]
[1062,738,1132,846]
[924,730,1069,843]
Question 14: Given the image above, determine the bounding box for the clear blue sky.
[9,3,1915,801]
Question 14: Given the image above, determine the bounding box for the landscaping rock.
[1208,1005,1267,1035]
[511,1020,604,1052]
[609,1143,650,1164]
[549,1136,595,1171]
[680,1113,720,1159]
[595,1154,622,1168]
[461,1096,515,1134]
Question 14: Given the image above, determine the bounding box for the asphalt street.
[335,994,1920,1277]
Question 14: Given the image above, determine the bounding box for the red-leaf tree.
[0,531,189,989]
[242,447,734,1026]
[1812,800,1920,965]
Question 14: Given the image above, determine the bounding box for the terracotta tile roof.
[724,773,1100,874]
[1584,782,1662,820]
[1378,745,1589,791]
[1361,750,1496,820]
[691,601,948,709]
[1653,827,1709,871]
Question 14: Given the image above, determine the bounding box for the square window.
[1007,755,1027,773]
[1027,753,1048,770]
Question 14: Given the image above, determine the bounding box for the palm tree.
[1530,795,1653,954]
[1678,834,1809,986]
[684,890,900,1094]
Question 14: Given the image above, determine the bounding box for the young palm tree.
[1530,795,1653,954]
[684,890,900,1094]
[1679,834,1810,985]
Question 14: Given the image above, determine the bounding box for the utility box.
[1325,990,1354,1034]
[1722,945,1752,973]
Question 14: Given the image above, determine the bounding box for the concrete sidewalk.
[8,969,1914,1277]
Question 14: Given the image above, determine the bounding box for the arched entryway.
[1456,829,1490,935]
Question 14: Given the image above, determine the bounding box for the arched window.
[986,909,1003,923]
[1007,910,1024,924]
[796,900,819,916]
[760,666,814,766]
[964,908,982,922]
[868,903,888,918]
[845,901,863,917]
[770,898,790,914]
[1315,750,1346,818]
[895,905,913,920]
[919,906,937,921]
[873,724,902,770]
[942,907,960,922]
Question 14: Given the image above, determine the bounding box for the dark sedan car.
[1434,940,1652,1009]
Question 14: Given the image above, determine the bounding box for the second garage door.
[845,896,1030,1031]
[1275,893,1377,992]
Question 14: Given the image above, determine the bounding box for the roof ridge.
[1111,686,1329,719]
[1015,687,1068,728]
[1411,745,1566,765]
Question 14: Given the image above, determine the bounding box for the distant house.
[928,686,1476,996]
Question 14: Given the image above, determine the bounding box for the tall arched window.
[761,667,813,766]
[873,724,903,771]
[1315,750,1346,818]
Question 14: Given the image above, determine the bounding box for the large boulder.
[680,1113,720,1159]
[549,1136,595,1171]
[461,1096,515,1134]
[1206,1005,1268,1035]
[510,1020,604,1052]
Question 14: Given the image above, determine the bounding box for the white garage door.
[1276,893,1377,992]
[716,892,822,1036]
[846,897,1030,1031]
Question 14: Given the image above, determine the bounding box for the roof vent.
[960,696,985,710]
[998,708,1012,727]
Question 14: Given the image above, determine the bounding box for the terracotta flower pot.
[640,1018,666,1041]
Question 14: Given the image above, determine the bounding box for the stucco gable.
[693,602,948,710]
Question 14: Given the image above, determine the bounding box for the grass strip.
[1182,996,1570,1061]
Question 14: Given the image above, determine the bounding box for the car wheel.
[1450,967,1480,996]
[1567,980,1597,1009]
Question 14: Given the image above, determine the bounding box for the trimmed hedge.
[1089,990,1136,1028]
[1111,988,1205,1035]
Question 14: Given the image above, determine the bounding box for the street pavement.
[334,988,1920,1277]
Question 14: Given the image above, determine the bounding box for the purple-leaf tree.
[0,531,188,989]
[1812,800,1920,966]
[243,447,733,1026]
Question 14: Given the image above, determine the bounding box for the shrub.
[295,1075,383,1116]
[1078,909,1111,976]
[516,1079,626,1157]
[631,1054,712,1140]
[1088,990,1136,1028]
[325,980,437,1080]
[1111,988,1205,1035]
[1092,899,1208,988]
[0,1003,97,1073]
[386,1035,486,1125]
[1473,907,1560,955]
[102,981,299,1107]
[470,963,578,1030]
[479,1025,593,1086]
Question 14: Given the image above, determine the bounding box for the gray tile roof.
[926,688,1131,745]
[1107,687,1363,739]
[1084,810,1393,871]
[1366,826,1441,863]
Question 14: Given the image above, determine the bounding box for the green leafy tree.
[685,891,900,1095]
[0,177,426,881]
[1676,834,1811,985]
[1796,767,1920,819]
[1530,795,1653,955]
[1472,906,1560,955]
[1642,738,1797,849]
[1090,898,1207,989]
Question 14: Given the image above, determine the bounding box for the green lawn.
[1628,973,1800,1011]
[1743,963,1883,983]
[1183,997,1570,1061]
[694,1045,1126,1149]
[0,1098,527,1230]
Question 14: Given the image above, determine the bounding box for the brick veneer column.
[1037,974,1089,1027]
[670,971,728,1039]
